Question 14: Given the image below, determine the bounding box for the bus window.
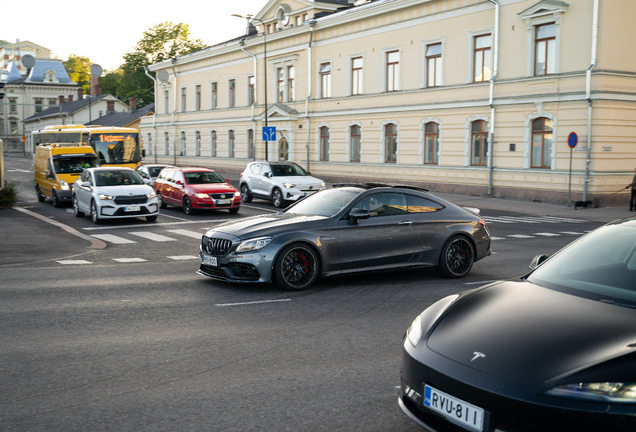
[91,133,141,165]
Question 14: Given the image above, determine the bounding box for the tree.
[63,54,91,93]
[99,68,123,98]
[0,40,9,47]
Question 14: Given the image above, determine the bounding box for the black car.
[400,217,636,432]
[198,184,491,290]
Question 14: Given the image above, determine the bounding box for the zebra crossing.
[482,215,587,224]
[90,228,206,245]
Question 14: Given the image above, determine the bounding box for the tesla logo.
[471,352,486,362]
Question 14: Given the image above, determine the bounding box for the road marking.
[168,255,200,260]
[166,229,204,239]
[240,204,279,213]
[91,234,137,244]
[66,209,73,213]
[7,169,31,173]
[507,234,535,238]
[57,260,92,265]
[560,231,585,235]
[490,236,506,240]
[216,299,292,307]
[82,219,236,230]
[533,232,561,236]
[159,213,190,221]
[482,215,587,224]
[128,232,177,242]
[113,258,147,263]
[463,280,501,285]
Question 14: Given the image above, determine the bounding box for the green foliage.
[0,182,17,207]
[63,54,92,93]
[0,39,10,47]
[99,69,123,97]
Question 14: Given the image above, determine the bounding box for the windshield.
[52,156,98,174]
[92,133,141,165]
[271,164,307,177]
[148,166,165,177]
[286,188,360,217]
[528,222,636,306]
[184,171,225,184]
[94,170,144,187]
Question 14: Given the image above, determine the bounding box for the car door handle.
[398,220,412,226]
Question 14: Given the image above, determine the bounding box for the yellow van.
[34,142,99,207]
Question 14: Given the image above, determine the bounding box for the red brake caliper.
[301,254,309,273]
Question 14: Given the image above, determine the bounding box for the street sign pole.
[568,132,578,207]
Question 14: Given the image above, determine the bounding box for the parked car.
[135,164,168,187]
[154,166,240,215]
[399,217,636,432]
[239,161,325,208]
[198,184,491,290]
[72,167,159,224]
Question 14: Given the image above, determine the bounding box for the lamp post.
[232,14,268,160]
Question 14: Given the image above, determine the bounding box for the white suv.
[239,161,325,208]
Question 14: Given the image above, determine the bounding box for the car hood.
[92,185,153,196]
[187,183,236,194]
[274,176,323,187]
[209,213,327,239]
[427,281,636,383]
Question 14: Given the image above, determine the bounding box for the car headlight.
[234,191,241,198]
[99,193,114,200]
[236,236,274,253]
[147,191,157,199]
[60,180,70,190]
[546,383,636,403]
[195,193,208,199]
[406,295,459,348]
[321,182,326,188]
[284,183,296,189]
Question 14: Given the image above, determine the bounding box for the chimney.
[58,95,65,105]
[90,76,99,97]
[106,100,115,113]
[129,97,137,111]
[94,85,102,96]
[68,95,74,102]
[78,88,84,99]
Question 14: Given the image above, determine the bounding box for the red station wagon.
[154,166,241,215]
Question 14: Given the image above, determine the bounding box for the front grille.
[209,193,235,200]
[203,237,232,256]
[114,195,148,205]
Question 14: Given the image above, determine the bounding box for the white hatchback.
[239,161,325,208]
[72,167,159,224]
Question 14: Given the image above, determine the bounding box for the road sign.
[568,132,578,149]
[263,126,276,142]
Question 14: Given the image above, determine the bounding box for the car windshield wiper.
[600,299,636,309]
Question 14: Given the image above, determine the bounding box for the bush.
[0,182,17,207]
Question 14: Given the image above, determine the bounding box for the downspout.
[305,20,316,172]
[240,40,258,160]
[583,0,599,201]
[144,67,158,164]
[487,0,500,196]
[170,58,178,166]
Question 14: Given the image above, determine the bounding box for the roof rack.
[332,183,429,192]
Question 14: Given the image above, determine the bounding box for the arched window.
[424,122,439,164]
[279,138,289,161]
[385,123,398,163]
[247,129,254,159]
[531,118,553,168]
[210,131,217,157]
[350,125,361,162]
[471,120,489,166]
[320,126,329,161]
[194,131,201,157]
[164,132,170,156]
[179,131,186,156]
[228,130,235,158]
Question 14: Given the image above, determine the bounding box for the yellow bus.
[32,125,142,169]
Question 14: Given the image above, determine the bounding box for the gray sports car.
[197,184,491,290]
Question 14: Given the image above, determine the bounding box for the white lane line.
[168,255,200,260]
[533,232,561,237]
[507,234,535,238]
[560,231,585,235]
[481,217,516,224]
[82,219,236,230]
[166,229,204,239]
[91,234,137,244]
[159,213,190,221]
[66,209,74,213]
[463,280,501,285]
[240,204,278,213]
[541,216,587,223]
[7,169,31,173]
[113,258,147,263]
[216,299,292,307]
[129,232,177,242]
[57,260,92,265]
[490,237,506,240]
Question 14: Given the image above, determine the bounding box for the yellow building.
[140,0,636,205]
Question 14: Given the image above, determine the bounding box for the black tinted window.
[353,193,408,217]
[271,164,307,176]
[407,195,444,213]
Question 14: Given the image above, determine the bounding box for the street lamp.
[232,14,269,160]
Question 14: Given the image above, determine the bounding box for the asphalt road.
[0,155,603,431]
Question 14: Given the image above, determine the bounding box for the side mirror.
[81,181,91,188]
[226,179,231,183]
[176,180,183,186]
[264,172,271,178]
[45,169,53,179]
[529,254,550,270]
[349,208,370,224]
[142,178,150,184]
[307,171,312,176]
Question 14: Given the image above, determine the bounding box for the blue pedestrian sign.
[568,132,578,149]
[262,126,276,142]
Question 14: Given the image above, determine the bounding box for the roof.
[24,95,109,122]
[5,60,76,85]
[86,103,155,127]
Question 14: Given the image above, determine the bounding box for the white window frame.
[421,37,445,88]
[227,128,236,158]
[315,123,331,161]
[227,78,237,108]
[465,28,494,83]
[194,129,202,157]
[523,110,557,170]
[463,115,491,167]
[345,121,363,163]
[245,127,255,159]
[381,46,402,92]
[519,3,567,77]
[180,86,187,113]
[179,130,187,156]
[209,129,218,157]
[246,74,256,106]
[270,55,298,103]
[347,53,365,96]
[194,83,202,111]
[210,81,218,110]
[419,118,442,166]
[316,58,333,99]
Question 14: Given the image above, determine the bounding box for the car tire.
[228,207,239,214]
[36,186,46,202]
[90,200,101,224]
[158,192,167,209]
[240,184,253,203]
[183,196,194,215]
[146,215,158,222]
[51,190,61,208]
[73,195,84,218]
[272,188,285,208]
[438,236,475,278]
[274,243,320,291]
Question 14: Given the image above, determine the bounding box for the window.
[228,130,235,158]
[407,195,444,213]
[426,43,442,87]
[9,98,17,114]
[35,98,43,113]
[164,132,170,155]
[320,126,330,161]
[10,121,18,134]
[319,63,331,98]
[179,131,186,156]
[180,88,187,112]
[195,131,201,157]
[277,68,284,103]
[424,122,439,165]
[302,14,307,22]
[248,76,255,105]
[287,66,295,101]
[295,16,301,26]
[474,34,492,82]
[229,79,236,108]
[531,118,553,168]
[210,130,217,157]
[48,98,56,106]
[353,193,408,218]
[535,23,556,76]
[350,125,361,162]
[247,129,254,159]
[471,120,489,166]
[385,123,398,163]
[164,90,169,114]
[267,25,271,34]
[195,85,201,111]
[211,82,218,109]
[386,51,400,92]
[351,57,363,95]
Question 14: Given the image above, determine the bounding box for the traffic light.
[0,82,4,99]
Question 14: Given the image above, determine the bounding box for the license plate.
[424,385,484,432]
[124,206,141,212]
[202,255,217,266]
[215,199,231,205]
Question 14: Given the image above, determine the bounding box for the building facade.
[0,40,52,78]
[140,0,636,205]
